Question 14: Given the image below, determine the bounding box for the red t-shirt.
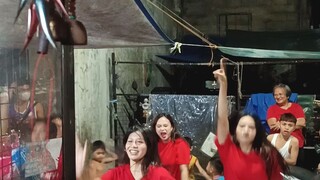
[215,135,283,180]
[100,164,174,180]
[158,138,190,180]
[267,103,305,147]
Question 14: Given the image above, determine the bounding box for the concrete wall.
[74,49,112,143]
[74,45,170,152]
[73,0,175,166]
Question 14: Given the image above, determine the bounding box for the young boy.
[80,140,118,179]
[184,137,211,180]
[206,153,224,180]
[267,113,299,165]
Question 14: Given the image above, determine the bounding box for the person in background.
[81,140,118,180]
[213,58,288,180]
[9,80,44,142]
[100,125,174,180]
[184,136,211,180]
[308,129,320,179]
[267,113,299,166]
[267,83,306,167]
[45,114,64,179]
[92,140,118,164]
[0,86,10,135]
[206,153,224,180]
[31,119,47,142]
[28,120,56,179]
[50,114,62,138]
[151,113,190,180]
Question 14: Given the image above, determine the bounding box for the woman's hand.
[213,58,227,85]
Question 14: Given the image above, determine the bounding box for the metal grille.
[0,48,63,179]
[218,12,252,36]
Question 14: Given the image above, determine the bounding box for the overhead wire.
[146,0,217,65]
[146,0,215,47]
[148,0,206,38]
[145,1,246,98]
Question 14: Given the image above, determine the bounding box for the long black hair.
[151,113,181,142]
[229,110,288,179]
[122,125,160,176]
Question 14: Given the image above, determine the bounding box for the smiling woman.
[100,126,174,180]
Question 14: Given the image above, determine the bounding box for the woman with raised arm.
[213,58,288,180]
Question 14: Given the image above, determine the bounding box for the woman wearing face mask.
[100,126,174,180]
[151,114,190,180]
[8,80,44,142]
[213,58,288,180]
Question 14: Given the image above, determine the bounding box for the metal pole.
[61,45,75,179]
[108,54,113,139]
[114,60,320,66]
[111,53,118,148]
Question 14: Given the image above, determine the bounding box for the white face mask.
[18,91,31,101]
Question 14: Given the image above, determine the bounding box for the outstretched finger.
[220,57,229,71]
[220,58,224,69]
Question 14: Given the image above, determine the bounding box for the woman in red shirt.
[213,58,288,180]
[151,114,190,180]
[101,126,174,180]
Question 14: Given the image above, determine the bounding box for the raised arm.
[35,102,45,120]
[76,135,87,179]
[102,148,118,163]
[194,159,211,180]
[213,58,229,144]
